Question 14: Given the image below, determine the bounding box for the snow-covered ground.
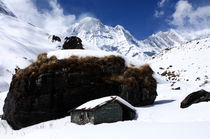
[1,80,210,139]
[1,1,210,138]
[1,36,210,138]
[148,37,210,90]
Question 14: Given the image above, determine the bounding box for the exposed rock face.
[52,35,61,42]
[3,54,157,129]
[180,89,210,108]
[63,36,83,49]
[120,65,157,106]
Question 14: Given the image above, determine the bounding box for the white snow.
[0,14,58,92]
[0,2,210,138]
[147,36,210,90]
[0,36,210,139]
[0,32,210,139]
[75,96,136,111]
[47,49,121,59]
[1,80,210,139]
[67,17,185,60]
[47,49,145,67]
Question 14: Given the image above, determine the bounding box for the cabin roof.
[75,96,136,111]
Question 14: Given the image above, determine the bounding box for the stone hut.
[70,96,137,125]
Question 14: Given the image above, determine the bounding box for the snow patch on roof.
[75,96,136,111]
[47,50,121,59]
[47,49,145,67]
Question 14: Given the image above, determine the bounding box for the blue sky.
[6,0,210,40]
[35,0,175,39]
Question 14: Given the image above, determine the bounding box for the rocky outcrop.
[3,54,157,129]
[180,89,210,108]
[52,35,61,42]
[63,36,83,49]
[120,65,157,106]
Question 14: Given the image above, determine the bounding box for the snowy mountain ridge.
[67,17,186,60]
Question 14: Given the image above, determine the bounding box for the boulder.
[62,36,83,49]
[52,35,61,42]
[180,89,210,108]
[3,54,157,129]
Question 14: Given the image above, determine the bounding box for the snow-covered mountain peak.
[67,17,142,56]
[74,17,105,31]
[142,29,185,50]
[66,17,186,60]
[79,17,101,24]
[114,25,124,30]
[0,0,15,17]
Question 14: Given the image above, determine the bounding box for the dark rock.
[63,36,83,49]
[180,89,210,108]
[3,55,157,129]
[165,48,170,51]
[52,35,61,42]
[161,71,167,76]
[159,67,164,70]
[172,87,180,90]
[120,65,157,106]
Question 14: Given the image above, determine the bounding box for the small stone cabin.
[70,96,137,125]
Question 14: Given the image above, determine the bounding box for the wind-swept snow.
[0,0,15,17]
[0,15,58,92]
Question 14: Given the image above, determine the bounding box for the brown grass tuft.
[11,53,157,102]
[11,54,126,92]
[138,64,154,76]
[122,64,156,91]
[37,53,47,61]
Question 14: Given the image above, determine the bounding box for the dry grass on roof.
[11,52,156,101]
[13,53,126,84]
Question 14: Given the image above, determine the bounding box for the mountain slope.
[0,0,15,17]
[67,17,185,60]
[143,29,185,50]
[1,37,210,138]
[148,36,210,90]
[0,14,57,92]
